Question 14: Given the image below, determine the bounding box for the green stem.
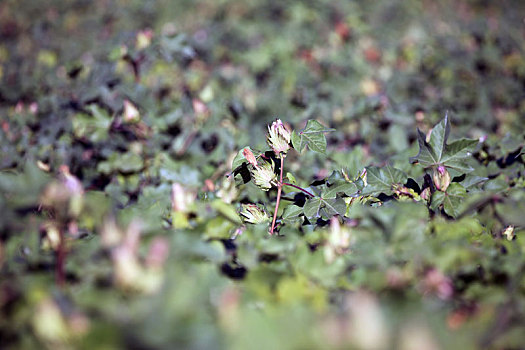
[270,157,285,235]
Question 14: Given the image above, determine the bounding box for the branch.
[282,182,315,197]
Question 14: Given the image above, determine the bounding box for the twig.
[270,157,285,235]
[282,182,315,197]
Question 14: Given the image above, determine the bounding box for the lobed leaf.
[410,115,478,174]
[361,165,408,196]
[431,183,467,218]
[282,205,304,220]
[291,120,334,154]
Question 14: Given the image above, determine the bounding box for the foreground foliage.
[1,1,525,349]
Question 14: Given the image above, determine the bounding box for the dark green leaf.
[303,197,346,219]
[440,139,479,173]
[320,197,347,218]
[322,181,359,199]
[410,115,478,174]
[428,115,450,162]
[303,198,322,219]
[431,183,467,218]
[361,165,407,196]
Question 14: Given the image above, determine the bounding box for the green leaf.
[117,153,144,173]
[361,165,407,196]
[440,139,479,173]
[291,120,333,154]
[0,161,50,208]
[291,130,305,153]
[303,198,322,219]
[495,195,525,226]
[211,199,242,225]
[322,181,359,199]
[460,175,488,189]
[72,104,112,142]
[282,205,304,220]
[98,152,144,174]
[320,197,347,218]
[428,115,450,162]
[411,129,435,166]
[303,197,346,219]
[290,244,346,287]
[410,115,478,174]
[232,147,253,170]
[431,183,467,218]
[286,172,297,185]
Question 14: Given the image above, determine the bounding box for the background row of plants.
[1,0,525,349]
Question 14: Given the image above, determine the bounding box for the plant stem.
[282,182,315,197]
[270,157,285,235]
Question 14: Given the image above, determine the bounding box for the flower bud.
[239,203,270,224]
[433,165,451,191]
[171,183,195,212]
[420,187,431,202]
[324,217,352,263]
[502,225,515,241]
[267,119,291,156]
[242,147,258,167]
[250,158,277,191]
[422,268,453,300]
[41,165,84,218]
[123,100,140,123]
[136,28,153,50]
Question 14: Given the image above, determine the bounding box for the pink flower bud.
[123,100,140,123]
[242,147,258,167]
[433,165,451,191]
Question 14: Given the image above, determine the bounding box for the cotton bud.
[145,237,170,269]
[123,99,140,123]
[250,158,277,191]
[324,217,352,263]
[432,165,451,192]
[502,225,515,241]
[136,28,153,50]
[422,268,453,300]
[216,176,238,204]
[41,165,84,218]
[32,298,70,344]
[420,187,431,202]
[267,119,291,157]
[171,183,195,212]
[239,203,270,224]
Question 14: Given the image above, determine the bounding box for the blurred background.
[1,0,525,349]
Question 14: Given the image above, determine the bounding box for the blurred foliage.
[1,0,525,349]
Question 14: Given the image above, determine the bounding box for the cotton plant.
[234,119,339,234]
[233,115,480,235]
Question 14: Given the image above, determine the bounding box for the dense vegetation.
[1,1,525,349]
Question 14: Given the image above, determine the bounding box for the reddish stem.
[270,157,285,235]
[282,182,315,197]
